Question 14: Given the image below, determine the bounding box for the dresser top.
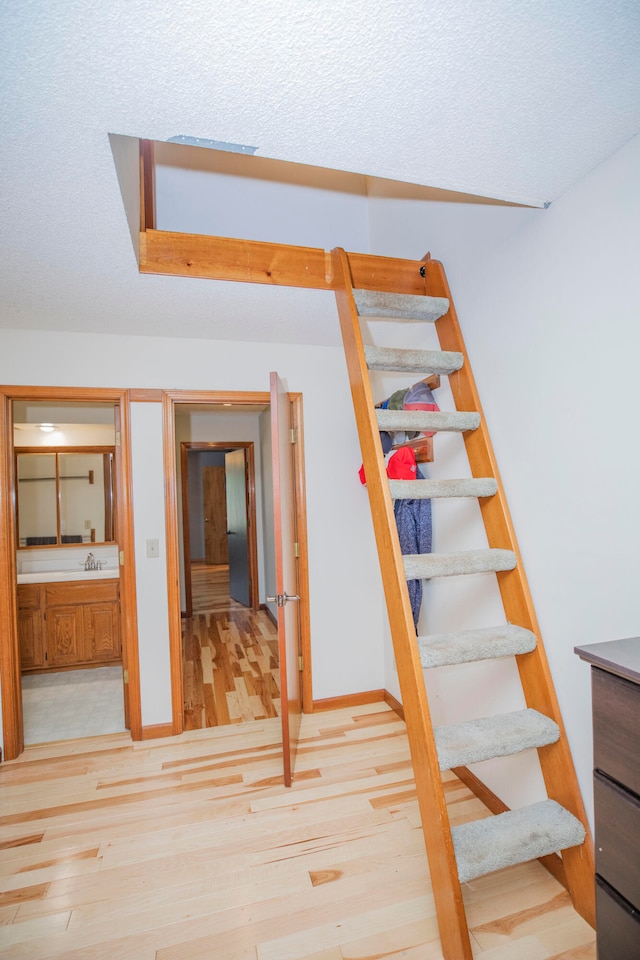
[575,636,640,685]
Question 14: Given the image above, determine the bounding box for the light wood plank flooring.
[183,564,280,730]
[0,704,595,959]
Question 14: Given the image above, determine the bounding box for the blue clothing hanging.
[394,468,432,630]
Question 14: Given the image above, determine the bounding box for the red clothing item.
[387,446,417,479]
[359,446,417,484]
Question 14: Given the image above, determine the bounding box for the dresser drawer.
[596,876,640,960]
[594,770,640,909]
[593,667,640,797]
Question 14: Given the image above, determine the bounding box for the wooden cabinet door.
[203,466,228,564]
[46,605,85,667]
[17,585,45,670]
[18,607,45,670]
[84,602,120,663]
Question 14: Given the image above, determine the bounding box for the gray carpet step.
[376,409,480,434]
[389,478,498,500]
[354,289,449,322]
[452,799,586,884]
[434,708,559,771]
[403,549,517,580]
[364,345,463,375]
[418,624,537,668]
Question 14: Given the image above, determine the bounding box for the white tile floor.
[21,666,126,745]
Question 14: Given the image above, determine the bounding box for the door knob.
[266,593,300,606]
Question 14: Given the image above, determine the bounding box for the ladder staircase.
[331,247,595,960]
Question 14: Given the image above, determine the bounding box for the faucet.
[85,553,95,571]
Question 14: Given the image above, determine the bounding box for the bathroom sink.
[17,568,118,584]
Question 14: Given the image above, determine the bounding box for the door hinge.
[298,655,303,671]
[290,428,296,444]
[115,431,121,447]
[119,551,125,566]
[123,669,129,684]
[294,542,300,558]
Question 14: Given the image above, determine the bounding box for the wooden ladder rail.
[331,247,474,960]
[422,254,596,926]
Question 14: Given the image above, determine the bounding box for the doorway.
[163,390,312,738]
[0,387,141,761]
[180,442,259,618]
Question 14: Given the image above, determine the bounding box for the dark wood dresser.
[575,637,640,959]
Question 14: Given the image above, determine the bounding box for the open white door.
[270,372,301,786]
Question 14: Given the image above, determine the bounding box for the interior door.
[224,449,250,606]
[270,371,301,787]
[203,466,228,564]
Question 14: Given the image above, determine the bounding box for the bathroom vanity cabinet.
[17,579,121,672]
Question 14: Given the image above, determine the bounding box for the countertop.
[17,569,119,584]
[575,636,640,685]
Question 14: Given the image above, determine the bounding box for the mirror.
[16,449,116,546]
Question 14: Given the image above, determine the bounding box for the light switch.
[146,538,160,558]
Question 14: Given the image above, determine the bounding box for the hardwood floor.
[0,703,595,959]
[190,562,247,614]
[183,564,280,730]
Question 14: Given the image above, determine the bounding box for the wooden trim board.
[139,229,429,293]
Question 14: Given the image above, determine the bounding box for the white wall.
[368,133,640,825]
[459,133,640,826]
[0,331,386,738]
[156,159,371,252]
[129,402,173,726]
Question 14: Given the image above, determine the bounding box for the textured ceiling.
[1,0,639,346]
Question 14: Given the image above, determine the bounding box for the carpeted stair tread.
[452,800,586,883]
[354,289,449,322]
[389,478,498,500]
[376,409,480,434]
[403,549,516,580]
[418,624,537,668]
[434,708,559,771]
[364,345,463,375]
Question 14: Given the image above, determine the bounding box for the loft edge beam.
[138,229,428,294]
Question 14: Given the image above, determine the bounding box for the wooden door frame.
[163,389,312,736]
[180,441,259,618]
[0,385,141,761]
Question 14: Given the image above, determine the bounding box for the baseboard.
[260,603,277,627]
[140,723,174,741]
[383,690,405,720]
[452,764,568,889]
[311,689,386,712]
[310,688,406,716]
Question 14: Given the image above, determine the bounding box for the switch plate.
[146,538,160,559]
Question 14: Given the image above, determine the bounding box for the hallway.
[182,562,280,730]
